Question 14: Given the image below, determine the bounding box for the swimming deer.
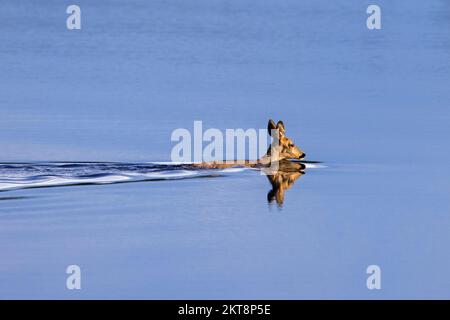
[191,119,306,170]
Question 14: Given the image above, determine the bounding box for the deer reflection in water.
[262,159,306,206]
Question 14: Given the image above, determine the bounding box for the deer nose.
[299,153,306,159]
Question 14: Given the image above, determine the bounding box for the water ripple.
[0,161,323,192]
[0,162,247,191]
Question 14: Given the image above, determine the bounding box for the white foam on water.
[219,167,248,173]
[305,163,327,169]
[0,175,132,191]
[141,170,198,178]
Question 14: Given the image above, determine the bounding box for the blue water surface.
[0,0,449,298]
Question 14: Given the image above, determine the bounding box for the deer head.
[265,119,305,162]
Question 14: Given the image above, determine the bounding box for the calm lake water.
[0,0,449,298]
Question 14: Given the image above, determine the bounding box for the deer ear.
[268,119,277,136]
[276,121,286,136]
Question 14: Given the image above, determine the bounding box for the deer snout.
[299,153,306,159]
